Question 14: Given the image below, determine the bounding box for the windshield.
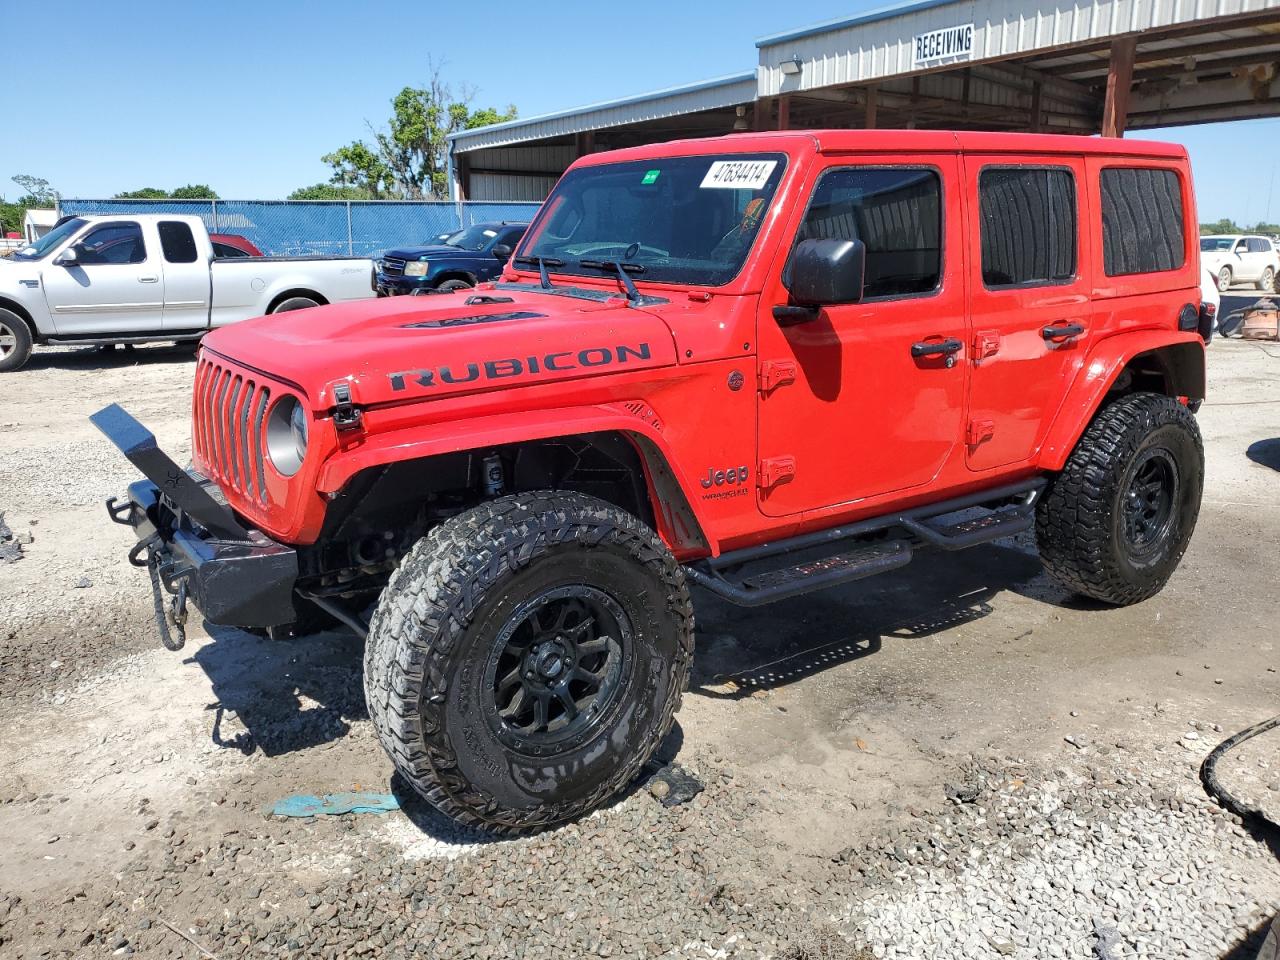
[13,217,86,261]
[1200,237,1236,251]
[435,225,499,251]
[519,153,788,286]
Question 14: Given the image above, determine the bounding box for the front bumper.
[376,272,429,296]
[92,404,299,629]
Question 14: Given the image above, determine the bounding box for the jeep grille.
[193,357,272,505]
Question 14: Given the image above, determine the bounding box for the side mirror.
[53,247,78,267]
[491,244,512,263]
[778,238,865,323]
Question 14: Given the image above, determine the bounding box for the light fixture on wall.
[733,105,749,131]
[779,56,803,76]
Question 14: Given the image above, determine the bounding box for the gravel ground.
[0,339,1277,959]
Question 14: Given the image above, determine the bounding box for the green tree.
[321,67,516,200]
[170,184,219,199]
[1200,218,1242,235]
[114,187,170,199]
[12,174,58,206]
[287,183,375,201]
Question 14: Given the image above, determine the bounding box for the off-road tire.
[364,491,694,834]
[1036,392,1203,605]
[272,296,321,313]
[435,278,473,292]
[0,309,34,373]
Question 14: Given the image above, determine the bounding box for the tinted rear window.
[159,221,199,263]
[1100,168,1185,276]
[979,167,1076,288]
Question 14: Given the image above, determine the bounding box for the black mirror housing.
[786,238,866,307]
[491,244,512,263]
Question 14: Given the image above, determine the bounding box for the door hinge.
[758,455,796,490]
[332,382,363,432]
[973,330,1001,362]
[967,418,995,446]
[758,360,797,395]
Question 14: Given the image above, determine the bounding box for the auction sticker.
[700,159,778,190]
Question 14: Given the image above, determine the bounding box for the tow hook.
[138,533,192,651]
[332,382,363,432]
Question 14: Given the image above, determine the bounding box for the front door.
[963,156,1091,471]
[40,220,163,335]
[755,154,969,518]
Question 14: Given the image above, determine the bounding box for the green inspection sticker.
[641,169,660,184]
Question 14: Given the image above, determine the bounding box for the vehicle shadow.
[193,622,367,757]
[1246,438,1280,472]
[23,343,196,372]
[688,541,1046,699]
[1219,911,1277,960]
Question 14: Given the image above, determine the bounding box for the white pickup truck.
[0,214,377,371]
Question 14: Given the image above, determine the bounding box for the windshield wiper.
[513,255,565,289]
[577,259,645,302]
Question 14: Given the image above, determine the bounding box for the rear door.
[157,220,212,331]
[963,156,1091,471]
[755,153,970,517]
[39,220,162,335]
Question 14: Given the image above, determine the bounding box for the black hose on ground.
[1200,715,1280,833]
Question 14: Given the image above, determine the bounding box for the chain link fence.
[56,199,543,258]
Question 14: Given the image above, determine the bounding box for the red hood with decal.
[201,287,678,409]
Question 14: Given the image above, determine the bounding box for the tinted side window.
[76,222,146,265]
[1100,168,1185,276]
[796,167,942,299]
[159,221,199,263]
[979,167,1076,287]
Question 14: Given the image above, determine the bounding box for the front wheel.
[364,491,693,834]
[435,278,473,292]
[0,309,34,373]
[1217,267,1233,293]
[1036,393,1203,605]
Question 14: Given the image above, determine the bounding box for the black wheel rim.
[1123,448,1179,555]
[483,585,630,754]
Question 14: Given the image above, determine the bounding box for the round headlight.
[266,396,309,476]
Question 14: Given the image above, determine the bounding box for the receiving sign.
[913,23,975,67]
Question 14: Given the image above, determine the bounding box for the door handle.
[1041,322,1084,340]
[138,275,160,283]
[910,337,963,359]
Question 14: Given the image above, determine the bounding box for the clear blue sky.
[2,0,1276,222]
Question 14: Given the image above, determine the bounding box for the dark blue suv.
[377,221,528,295]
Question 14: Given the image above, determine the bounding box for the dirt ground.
[0,324,1277,959]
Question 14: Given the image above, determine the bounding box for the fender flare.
[1040,329,1206,470]
[316,402,711,555]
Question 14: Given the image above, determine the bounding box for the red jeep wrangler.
[95,131,1209,833]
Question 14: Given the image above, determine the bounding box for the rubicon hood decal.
[389,343,653,392]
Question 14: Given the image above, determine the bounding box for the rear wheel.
[1216,266,1233,293]
[364,491,693,834]
[272,296,320,313]
[0,309,34,373]
[1260,266,1275,292]
[1036,393,1203,605]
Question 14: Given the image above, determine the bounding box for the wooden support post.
[574,131,595,156]
[777,93,792,131]
[1029,81,1043,132]
[865,85,878,128]
[961,68,971,119]
[1101,36,1136,138]
[753,97,771,131]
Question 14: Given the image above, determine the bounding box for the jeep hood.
[201,287,677,408]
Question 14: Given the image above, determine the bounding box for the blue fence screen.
[57,199,544,259]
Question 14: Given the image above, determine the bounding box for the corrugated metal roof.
[758,0,1280,95]
[449,72,757,153]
